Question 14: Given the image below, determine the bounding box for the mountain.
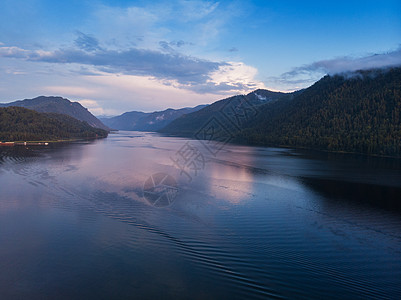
[159,68,401,157]
[159,89,289,136]
[100,105,207,131]
[237,67,401,156]
[0,107,108,142]
[0,96,109,131]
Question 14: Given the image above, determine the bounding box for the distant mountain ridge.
[160,67,401,157]
[0,96,109,131]
[159,89,290,135]
[100,105,207,131]
[159,67,401,157]
[3,67,399,156]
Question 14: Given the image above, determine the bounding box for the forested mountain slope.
[0,96,109,130]
[0,107,108,142]
[237,68,401,156]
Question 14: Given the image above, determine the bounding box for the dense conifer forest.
[238,68,401,156]
[0,107,108,142]
[161,67,401,157]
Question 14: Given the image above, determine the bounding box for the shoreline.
[0,136,107,147]
[157,131,401,159]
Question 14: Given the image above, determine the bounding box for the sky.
[0,0,400,115]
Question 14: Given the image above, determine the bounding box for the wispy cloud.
[0,1,260,105]
[267,47,401,91]
[74,31,101,52]
[159,40,193,53]
[0,39,264,95]
[77,99,105,116]
[283,48,401,80]
[0,44,223,85]
[87,1,222,49]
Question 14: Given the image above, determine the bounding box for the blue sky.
[0,0,400,115]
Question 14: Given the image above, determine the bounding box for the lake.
[1,131,401,299]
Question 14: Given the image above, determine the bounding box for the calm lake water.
[1,131,401,299]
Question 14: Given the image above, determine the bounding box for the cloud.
[0,46,31,58]
[283,48,401,80]
[170,40,188,47]
[191,62,266,94]
[43,86,98,98]
[77,99,105,116]
[0,41,266,95]
[158,41,175,52]
[159,40,192,52]
[266,47,401,91]
[89,5,159,49]
[77,73,221,112]
[0,0,264,99]
[0,44,223,85]
[74,31,101,52]
[174,0,219,22]
[0,2,263,110]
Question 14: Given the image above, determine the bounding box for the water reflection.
[1,131,401,299]
[303,177,401,212]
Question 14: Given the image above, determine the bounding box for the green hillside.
[0,106,108,142]
[237,67,401,156]
[0,96,109,130]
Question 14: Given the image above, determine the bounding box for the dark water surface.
[1,131,400,299]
